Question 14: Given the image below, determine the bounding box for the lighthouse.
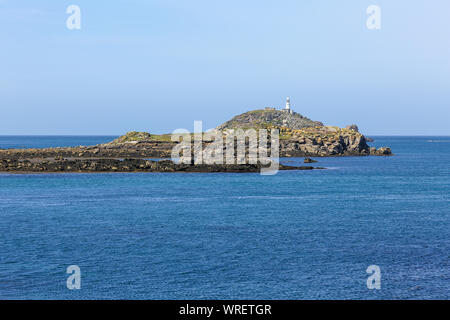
[285,97,293,114]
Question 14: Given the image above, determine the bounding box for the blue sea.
[0,136,449,299]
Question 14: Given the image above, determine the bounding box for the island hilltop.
[0,98,391,172]
[214,97,391,157]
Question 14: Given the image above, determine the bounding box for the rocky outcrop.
[369,147,392,156]
[0,158,320,173]
[278,126,391,157]
[214,108,391,157]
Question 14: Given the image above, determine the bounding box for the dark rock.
[371,147,392,156]
[304,158,318,163]
[346,124,359,132]
[0,158,321,173]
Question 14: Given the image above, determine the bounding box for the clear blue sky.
[1,0,449,135]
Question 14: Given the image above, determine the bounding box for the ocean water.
[0,136,449,299]
[0,136,117,149]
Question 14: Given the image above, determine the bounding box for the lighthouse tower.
[285,97,293,114]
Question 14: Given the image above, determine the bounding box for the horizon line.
[1,134,450,137]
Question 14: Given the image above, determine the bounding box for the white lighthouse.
[285,97,293,114]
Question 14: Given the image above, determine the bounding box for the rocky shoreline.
[0,143,176,160]
[0,158,321,173]
[0,129,391,161]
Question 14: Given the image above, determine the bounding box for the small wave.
[427,140,450,143]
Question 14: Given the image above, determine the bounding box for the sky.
[0,0,449,135]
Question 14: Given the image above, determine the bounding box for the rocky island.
[0,99,391,173]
